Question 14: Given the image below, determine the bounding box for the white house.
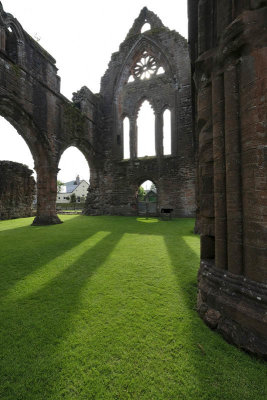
[57,175,89,203]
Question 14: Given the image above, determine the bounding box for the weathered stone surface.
[83,7,196,217]
[188,0,267,358]
[0,161,35,219]
[0,4,195,222]
[198,261,267,358]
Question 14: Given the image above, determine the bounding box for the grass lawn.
[0,215,266,400]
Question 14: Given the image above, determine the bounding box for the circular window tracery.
[130,51,164,81]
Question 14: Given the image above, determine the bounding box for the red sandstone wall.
[0,161,35,220]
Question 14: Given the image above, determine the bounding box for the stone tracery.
[132,51,159,80]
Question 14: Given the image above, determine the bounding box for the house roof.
[63,179,89,193]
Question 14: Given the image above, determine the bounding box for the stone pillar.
[0,26,5,51]
[32,165,62,225]
[155,112,163,157]
[130,117,137,159]
[17,39,25,67]
[240,49,267,283]
[190,0,267,359]
[224,64,243,275]
[198,81,214,259]
[212,74,227,270]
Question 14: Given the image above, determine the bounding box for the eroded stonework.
[82,8,196,217]
[0,4,195,222]
[0,0,266,358]
[188,0,267,358]
[0,161,35,219]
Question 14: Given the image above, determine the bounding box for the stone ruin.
[0,1,266,358]
[188,0,267,358]
[0,161,35,219]
[0,4,195,224]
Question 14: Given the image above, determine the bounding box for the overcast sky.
[0,0,188,183]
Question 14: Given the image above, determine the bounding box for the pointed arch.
[0,116,35,171]
[137,100,155,158]
[123,116,130,159]
[57,141,93,177]
[126,7,164,37]
[0,96,49,168]
[136,178,158,216]
[141,22,151,33]
[57,146,90,206]
[0,6,25,63]
[115,36,175,91]
[163,108,172,155]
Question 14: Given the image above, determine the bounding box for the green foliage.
[63,102,86,134]
[11,63,21,78]
[57,180,64,193]
[150,182,156,192]
[70,193,76,203]
[0,216,265,400]
[138,186,146,200]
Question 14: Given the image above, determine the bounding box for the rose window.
[130,51,164,81]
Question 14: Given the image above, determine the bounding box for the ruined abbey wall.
[83,8,196,217]
[0,2,97,225]
[0,161,35,219]
[0,4,195,222]
[188,0,267,358]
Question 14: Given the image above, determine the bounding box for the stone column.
[224,64,243,275]
[130,117,137,159]
[0,27,5,51]
[32,165,62,225]
[155,112,163,157]
[198,81,214,259]
[212,73,227,270]
[17,39,25,67]
[239,49,267,283]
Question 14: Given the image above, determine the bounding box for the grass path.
[0,216,266,399]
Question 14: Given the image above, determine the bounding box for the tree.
[138,186,146,200]
[70,193,76,203]
[57,180,64,193]
[150,182,156,192]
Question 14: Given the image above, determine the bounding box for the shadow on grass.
[0,229,123,399]
[0,215,112,301]
[0,215,265,399]
[163,232,267,399]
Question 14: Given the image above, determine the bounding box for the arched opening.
[0,116,36,219]
[156,66,165,75]
[141,22,151,33]
[163,109,171,155]
[5,25,18,62]
[123,116,130,159]
[137,100,155,158]
[0,116,35,171]
[57,146,90,212]
[127,75,134,83]
[137,179,158,216]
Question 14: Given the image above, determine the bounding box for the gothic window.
[163,109,171,155]
[5,25,18,62]
[129,51,165,81]
[141,22,151,33]
[123,117,130,159]
[58,147,90,186]
[137,100,155,158]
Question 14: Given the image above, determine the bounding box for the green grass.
[0,215,266,400]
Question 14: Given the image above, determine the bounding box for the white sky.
[0,0,188,183]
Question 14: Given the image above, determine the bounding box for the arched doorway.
[57,146,90,212]
[0,116,35,172]
[0,116,36,219]
[137,180,158,216]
